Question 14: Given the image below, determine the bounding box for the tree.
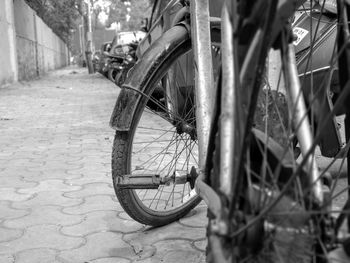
[107,0,152,31]
[25,0,81,47]
[25,0,154,49]
[125,0,152,31]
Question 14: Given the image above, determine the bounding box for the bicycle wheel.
[206,1,350,262]
[112,27,221,226]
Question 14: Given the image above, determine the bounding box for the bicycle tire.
[112,27,220,226]
[108,64,119,82]
[114,70,123,87]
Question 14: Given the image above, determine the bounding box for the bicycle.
[110,0,350,261]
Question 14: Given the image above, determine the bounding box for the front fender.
[109,25,190,131]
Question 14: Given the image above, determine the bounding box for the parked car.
[114,31,146,46]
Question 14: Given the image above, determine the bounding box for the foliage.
[25,0,81,46]
[25,0,154,48]
[107,0,152,31]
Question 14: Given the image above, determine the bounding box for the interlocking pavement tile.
[44,154,82,163]
[123,222,206,261]
[77,156,110,165]
[15,248,59,263]
[124,222,206,246]
[0,225,84,254]
[61,211,143,236]
[63,195,122,215]
[178,205,208,228]
[0,175,37,188]
[64,183,114,198]
[129,245,157,261]
[0,254,14,263]
[18,179,81,194]
[129,258,160,263]
[22,169,82,182]
[117,212,134,221]
[0,68,214,262]
[12,191,83,209]
[193,239,207,252]
[58,232,133,262]
[0,150,14,159]
[43,148,82,157]
[0,188,32,202]
[66,168,109,179]
[75,163,109,174]
[160,250,205,263]
[0,226,23,242]
[44,160,82,171]
[152,239,205,262]
[0,158,42,168]
[9,150,46,159]
[89,257,130,263]
[25,164,82,173]
[4,205,83,228]
[0,201,29,219]
[65,176,110,187]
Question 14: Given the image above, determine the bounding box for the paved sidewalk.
[0,67,207,263]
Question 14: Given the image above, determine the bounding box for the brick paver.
[0,67,207,263]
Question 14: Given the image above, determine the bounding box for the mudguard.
[294,11,342,157]
[109,25,190,131]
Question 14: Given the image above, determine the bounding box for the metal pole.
[85,1,94,73]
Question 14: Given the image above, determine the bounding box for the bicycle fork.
[283,43,324,206]
[190,0,215,176]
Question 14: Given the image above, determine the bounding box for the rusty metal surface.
[190,0,215,171]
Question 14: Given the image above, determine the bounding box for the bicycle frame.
[190,0,215,174]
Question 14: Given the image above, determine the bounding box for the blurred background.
[0,0,154,85]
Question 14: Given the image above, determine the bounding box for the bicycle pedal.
[117,174,161,189]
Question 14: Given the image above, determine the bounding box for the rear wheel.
[206,1,350,262]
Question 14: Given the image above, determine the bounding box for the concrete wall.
[13,0,69,81]
[35,17,69,75]
[14,0,37,80]
[0,0,18,86]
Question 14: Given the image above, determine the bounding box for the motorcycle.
[106,52,124,83]
[114,42,138,87]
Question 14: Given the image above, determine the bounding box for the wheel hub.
[176,121,197,140]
